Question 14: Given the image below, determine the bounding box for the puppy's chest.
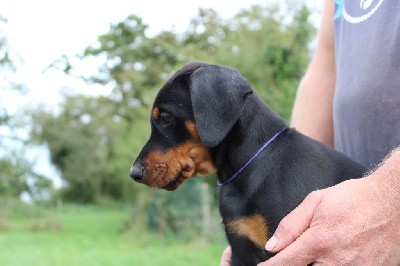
[220,188,270,249]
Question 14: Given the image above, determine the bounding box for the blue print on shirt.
[334,0,385,23]
[334,0,344,20]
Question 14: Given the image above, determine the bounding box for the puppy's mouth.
[161,177,181,191]
[160,168,188,191]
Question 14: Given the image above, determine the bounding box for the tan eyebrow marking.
[153,107,160,120]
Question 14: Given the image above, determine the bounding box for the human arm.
[291,0,336,147]
[260,148,400,265]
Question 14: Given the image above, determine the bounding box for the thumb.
[219,246,232,266]
[265,190,322,252]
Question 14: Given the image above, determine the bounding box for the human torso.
[333,0,400,169]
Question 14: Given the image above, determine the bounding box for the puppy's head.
[130,62,253,190]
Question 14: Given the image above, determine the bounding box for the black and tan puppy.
[130,62,367,265]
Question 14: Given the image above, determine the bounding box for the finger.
[265,190,323,253]
[260,230,319,266]
[219,246,232,266]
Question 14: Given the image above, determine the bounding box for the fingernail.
[265,235,278,251]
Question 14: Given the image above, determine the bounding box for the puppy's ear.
[189,65,253,147]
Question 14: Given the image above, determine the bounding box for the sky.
[1,0,320,189]
[2,0,280,113]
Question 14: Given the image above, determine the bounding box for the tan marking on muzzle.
[144,141,215,190]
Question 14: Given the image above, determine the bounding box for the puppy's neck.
[213,93,287,187]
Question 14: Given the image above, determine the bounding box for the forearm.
[290,0,336,147]
[367,147,400,192]
[291,69,335,146]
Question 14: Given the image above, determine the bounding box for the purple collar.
[217,127,288,187]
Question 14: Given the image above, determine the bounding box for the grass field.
[0,204,226,266]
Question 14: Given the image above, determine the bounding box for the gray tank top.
[333,0,400,169]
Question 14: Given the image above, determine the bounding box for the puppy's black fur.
[130,62,367,265]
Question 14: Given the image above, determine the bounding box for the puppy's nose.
[130,162,144,183]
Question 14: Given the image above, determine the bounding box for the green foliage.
[79,3,314,122]
[0,153,50,199]
[83,15,180,122]
[0,16,12,124]
[125,179,222,240]
[31,95,147,203]
[213,3,314,120]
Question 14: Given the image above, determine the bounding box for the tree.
[0,16,52,202]
[0,16,13,125]
[31,95,145,203]
[82,15,181,123]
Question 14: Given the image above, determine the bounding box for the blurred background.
[0,0,320,265]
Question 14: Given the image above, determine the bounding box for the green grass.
[0,204,226,266]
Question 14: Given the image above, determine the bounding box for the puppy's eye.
[160,112,173,127]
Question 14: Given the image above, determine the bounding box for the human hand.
[260,151,400,265]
